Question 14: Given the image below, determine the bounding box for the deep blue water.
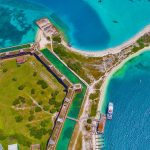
[103,51,150,149]
[32,0,110,50]
[1,0,150,51]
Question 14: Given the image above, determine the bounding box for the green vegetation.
[0,44,31,53]
[87,118,92,124]
[33,72,37,77]
[75,132,82,150]
[48,44,104,84]
[52,34,61,43]
[13,96,25,106]
[85,125,91,131]
[0,56,65,149]
[42,49,87,118]
[41,49,87,149]
[89,92,99,101]
[137,34,150,45]
[37,80,48,89]
[94,80,103,89]
[90,102,98,117]
[15,115,23,122]
[89,89,100,117]
[3,68,8,72]
[47,36,51,41]
[31,88,35,94]
[18,84,26,90]
[132,34,150,53]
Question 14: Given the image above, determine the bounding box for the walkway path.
[66,116,79,122]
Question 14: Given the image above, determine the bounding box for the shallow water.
[103,51,150,149]
[1,0,150,51]
[0,0,51,48]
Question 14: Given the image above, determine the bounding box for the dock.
[94,134,105,150]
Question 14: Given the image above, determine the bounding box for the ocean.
[102,50,150,150]
[1,1,150,149]
[0,0,150,51]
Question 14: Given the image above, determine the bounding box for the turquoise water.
[103,50,150,149]
[0,0,50,48]
[42,49,87,118]
[41,49,87,149]
[56,119,76,150]
[1,0,150,51]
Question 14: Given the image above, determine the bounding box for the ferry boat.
[107,102,113,120]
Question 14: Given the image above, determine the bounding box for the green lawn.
[0,56,66,149]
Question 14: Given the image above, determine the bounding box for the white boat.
[107,102,113,120]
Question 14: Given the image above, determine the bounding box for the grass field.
[0,56,66,149]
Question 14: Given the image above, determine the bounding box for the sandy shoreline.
[36,23,150,113]
[35,22,150,112]
[61,24,150,57]
[35,19,150,57]
[98,46,150,113]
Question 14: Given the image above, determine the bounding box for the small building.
[64,97,70,103]
[36,18,58,37]
[31,43,40,52]
[57,117,64,123]
[31,144,40,150]
[0,144,3,150]
[19,49,24,53]
[16,57,26,64]
[8,144,19,150]
[73,83,82,93]
[48,139,55,145]
[5,52,10,56]
[97,115,106,134]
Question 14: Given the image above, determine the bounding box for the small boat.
[107,102,113,120]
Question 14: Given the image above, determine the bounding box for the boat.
[107,102,113,120]
[97,114,106,134]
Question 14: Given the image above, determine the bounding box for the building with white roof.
[8,144,19,150]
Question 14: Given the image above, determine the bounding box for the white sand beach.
[35,23,150,112]
[35,23,150,58]
[98,46,150,112]
[35,24,150,113]
[61,25,150,57]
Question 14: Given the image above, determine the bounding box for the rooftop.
[16,57,26,64]
[8,144,19,150]
[73,83,82,92]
